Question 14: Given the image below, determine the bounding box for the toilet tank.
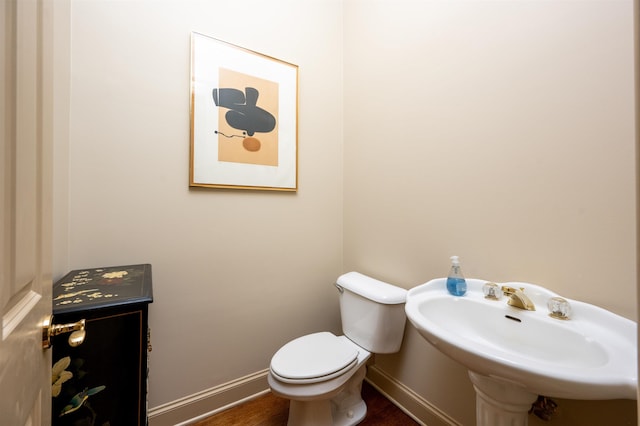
[336,272,407,354]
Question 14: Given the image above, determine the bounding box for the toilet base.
[289,399,333,425]
[329,364,367,426]
[284,364,368,426]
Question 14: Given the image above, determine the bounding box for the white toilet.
[268,271,407,426]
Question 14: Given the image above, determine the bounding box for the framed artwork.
[190,32,298,191]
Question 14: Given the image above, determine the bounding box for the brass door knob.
[42,315,86,349]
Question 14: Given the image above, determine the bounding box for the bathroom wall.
[51,0,637,425]
[343,1,637,425]
[53,0,345,409]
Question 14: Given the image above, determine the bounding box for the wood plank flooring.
[195,381,420,426]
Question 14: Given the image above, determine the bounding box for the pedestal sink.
[404,278,637,426]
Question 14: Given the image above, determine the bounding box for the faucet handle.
[483,282,502,300]
[547,297,572,320]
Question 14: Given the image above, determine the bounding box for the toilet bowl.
[268,272,407,426]
[268,332,371,425]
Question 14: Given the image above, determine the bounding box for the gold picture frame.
[190,32,298,191]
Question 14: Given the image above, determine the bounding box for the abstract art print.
[190,32,298,190]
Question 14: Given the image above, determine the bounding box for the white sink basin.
[405,278,637,400]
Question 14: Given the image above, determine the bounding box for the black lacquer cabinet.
[51,264,153,426]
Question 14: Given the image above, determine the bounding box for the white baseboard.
[148,369,270,426]
[365,365,461,426]
[148,365,459,426]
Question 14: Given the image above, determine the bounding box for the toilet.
[268,271,407,426]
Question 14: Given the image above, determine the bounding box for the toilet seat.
[270,332,359,384]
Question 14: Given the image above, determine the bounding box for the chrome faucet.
[501,286,535,311]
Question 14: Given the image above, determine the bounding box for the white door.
[0,0,54,424]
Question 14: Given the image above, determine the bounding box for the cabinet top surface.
[53,264,153,314]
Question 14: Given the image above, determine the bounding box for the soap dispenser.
[446,255,467,296]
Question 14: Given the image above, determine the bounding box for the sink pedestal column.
[469,371,538,426]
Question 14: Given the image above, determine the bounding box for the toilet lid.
[270,332,359,384]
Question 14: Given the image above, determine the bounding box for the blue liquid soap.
[446,255,467,296]
[446,276,467,296]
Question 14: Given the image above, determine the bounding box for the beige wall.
[343,1,636,425]
[51,0,637,424]
[54,0,345,408]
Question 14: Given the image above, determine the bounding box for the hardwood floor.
[194,380,419,426]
